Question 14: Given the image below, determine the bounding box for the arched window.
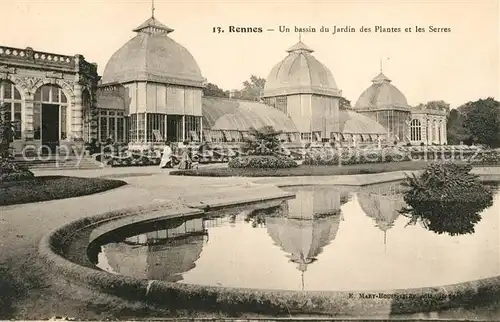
[33,84,68,141]
[410,119,421,141]
[0,80,22,139]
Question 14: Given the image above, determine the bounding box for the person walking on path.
[159,141,173,168]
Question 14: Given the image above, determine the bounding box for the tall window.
[184,116,201,142]
[0,80,22,140]
[33,84,68,140]
[99,111,108,142]
[117,115,125,142]
[129,114,138,142]
[97,110,127,142]
[275,96,287,114]
[146,113,166,142]
[410,119,422,141]
[301,133,312,141]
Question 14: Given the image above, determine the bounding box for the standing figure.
[159,141,173,168]
[377,136,382,149]
[178,145,193,170]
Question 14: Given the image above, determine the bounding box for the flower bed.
[94,148,161,167]
[108,155,161,167]
[228,155,298,169]
[302,147,498,166]
[472,151,500,165]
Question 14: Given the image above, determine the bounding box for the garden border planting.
[0,176,127,206]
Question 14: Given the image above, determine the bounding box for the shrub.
[0,159,34,183]
[401,162,494,236]
[228,155,297,169]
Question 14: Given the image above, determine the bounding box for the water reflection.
[356,182,407,249]
[96,218,207,282]
[400,168,497,236]
[92,181,500,291]
[266,216,341,290]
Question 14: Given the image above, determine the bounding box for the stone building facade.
[408,104,448,145]
[0,45,99,154]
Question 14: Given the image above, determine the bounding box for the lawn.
[0,176,127,206]
[170,160,444,177]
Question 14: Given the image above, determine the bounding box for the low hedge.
[302,148,500,166]
[0,176,127,206]
[170,160,441,177]
[476,151,500,165]
[108,156,161,167]
[228,156,298,169]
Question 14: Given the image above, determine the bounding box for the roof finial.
[379,56,383,73]
[299,31,302,42]
[152,0,155,19]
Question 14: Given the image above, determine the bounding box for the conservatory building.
[354,71,448,145]
[0,11,449,155]
[97,16,205,145]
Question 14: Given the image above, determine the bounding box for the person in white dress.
[159,141,173,168]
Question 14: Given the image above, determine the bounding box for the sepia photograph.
[0,0,499,320]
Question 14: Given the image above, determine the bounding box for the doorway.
[41,104,59,154]
[167,115,183,142]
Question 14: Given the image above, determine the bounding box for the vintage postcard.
[0,0,499,320]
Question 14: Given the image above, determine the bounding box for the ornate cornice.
[262,86,342,98]
[102,72,206,89]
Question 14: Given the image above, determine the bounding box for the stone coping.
[38,170,500,317]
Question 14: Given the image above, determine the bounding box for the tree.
[239,75,266,101]
[339,97,351,109]
[446,109,470,145]
[461,97,500,147]
[426,100,450,113]
[203,82,229,98]
[0,102,34,182]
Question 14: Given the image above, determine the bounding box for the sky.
[1,0,498,107]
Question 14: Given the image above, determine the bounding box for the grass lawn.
[0,176,127,206]
[171,160,498,177]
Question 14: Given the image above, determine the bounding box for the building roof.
[202,97,298,132]
[263,41,341,98]
[356,182,406,232]
[339,109,387,134]
[353,72,410,111]
[266,216,341,272]
[101,16,205,87]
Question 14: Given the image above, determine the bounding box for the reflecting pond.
[90,181,500,292]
